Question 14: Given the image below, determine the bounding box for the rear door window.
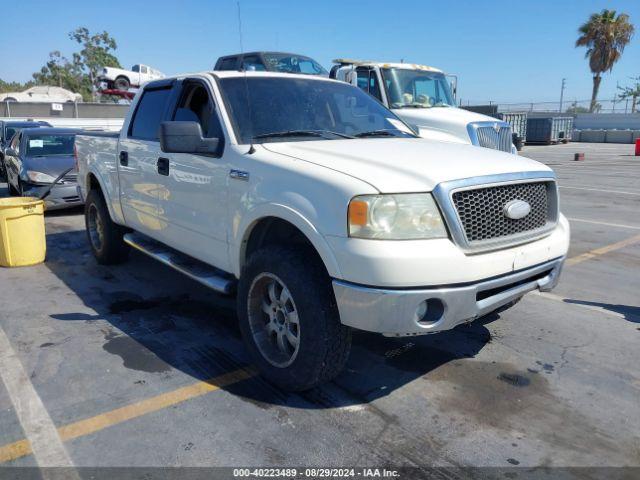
[129,87,172,140]
[218,58,238,71]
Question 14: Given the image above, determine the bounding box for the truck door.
[154,78,230,271]
[118,81,173,236]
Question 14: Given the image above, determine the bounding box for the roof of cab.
[210,70,338,82]
[332,58,443,73]
[22,127,83,136]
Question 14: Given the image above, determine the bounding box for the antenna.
[237,0,255,154]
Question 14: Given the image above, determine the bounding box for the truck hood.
[393,107,501,144]
[262,138,552,193]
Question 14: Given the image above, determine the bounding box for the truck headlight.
[348,193,447,239]
[26,171,56,184]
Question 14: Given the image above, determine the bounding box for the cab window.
[172,81,224,140]
[129,86,172,140]
[242,55,266,71]
[140,66,148,74]
[356,68,382,102]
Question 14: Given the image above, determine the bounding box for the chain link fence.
[459,98,637,114]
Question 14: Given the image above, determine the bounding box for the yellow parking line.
[566,233,640,267]
[0,439,31,464]
[0,367,256,464]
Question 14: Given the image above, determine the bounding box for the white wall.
[574,113,640,130]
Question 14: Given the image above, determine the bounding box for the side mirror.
[159,121,221,155]
[5,148,17,157]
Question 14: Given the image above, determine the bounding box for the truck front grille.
[472,123,513,152]
[451,181,554,245]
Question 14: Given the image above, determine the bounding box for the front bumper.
[22,183,84,210]
[333,256,564,336]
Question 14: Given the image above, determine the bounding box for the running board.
[123,233,236,295]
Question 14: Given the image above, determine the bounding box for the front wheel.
[114,76,130,90]
[238,246,352,391]
[84,189,130,264]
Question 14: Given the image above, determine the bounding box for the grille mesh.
[475,125,513,152]
[452,182,550,243]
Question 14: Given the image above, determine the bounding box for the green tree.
[68,27,121,100]
[565,102,590,114]
[0,79,34,94]
[30,28,121,101]
[32,51,83,93]
[617,77,640,113]
[576,9,634,113]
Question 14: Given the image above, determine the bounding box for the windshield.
[219,77,416,144]
[262,53,328,76]
[26,134,75,156]
[382,68,454,109]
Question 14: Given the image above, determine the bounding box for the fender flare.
[85,168,124,224]
[233,203,343,280]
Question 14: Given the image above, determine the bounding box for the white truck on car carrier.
[330,59,517,154]
[76,71,569,390]
[98,64,165,90]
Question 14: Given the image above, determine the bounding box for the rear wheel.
[238,246,352,391]
[85,189,130,264]
[114,76,130,90]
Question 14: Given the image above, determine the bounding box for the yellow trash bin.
[0,197,46,267]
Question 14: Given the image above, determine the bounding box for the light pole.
[559,78,566,113]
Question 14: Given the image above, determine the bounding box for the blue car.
[0,120,51,179]
[4,127,83,210]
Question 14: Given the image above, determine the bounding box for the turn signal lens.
[348,200,368,226]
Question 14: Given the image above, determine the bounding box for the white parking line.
[567,218,640,231]
[559,185,640,196]
[0,326,77,472]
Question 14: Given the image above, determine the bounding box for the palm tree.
[576,10,634,112]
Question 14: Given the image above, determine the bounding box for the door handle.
[157,157,170,176]
[119,151,128,166]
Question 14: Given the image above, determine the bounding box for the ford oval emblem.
[504,199,531,220]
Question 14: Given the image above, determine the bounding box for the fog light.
[415,298,445,326]
[415,300,429,322]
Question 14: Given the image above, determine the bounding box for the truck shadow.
[563,299,640,324]
[44,229,496,409]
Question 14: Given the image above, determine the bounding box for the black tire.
[84,189,130,264]
[7,176,16,195]
[237,246,352,391]
[114,76,130,90]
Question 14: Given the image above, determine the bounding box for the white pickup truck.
[76,71,569,390]
[331,59,516,154]
[98,64,165,90]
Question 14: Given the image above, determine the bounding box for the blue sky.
[1,0,639,104]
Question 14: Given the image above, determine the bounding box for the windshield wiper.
[397,104,429,109]
[355,129,416,138]
[253,130,354,140]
